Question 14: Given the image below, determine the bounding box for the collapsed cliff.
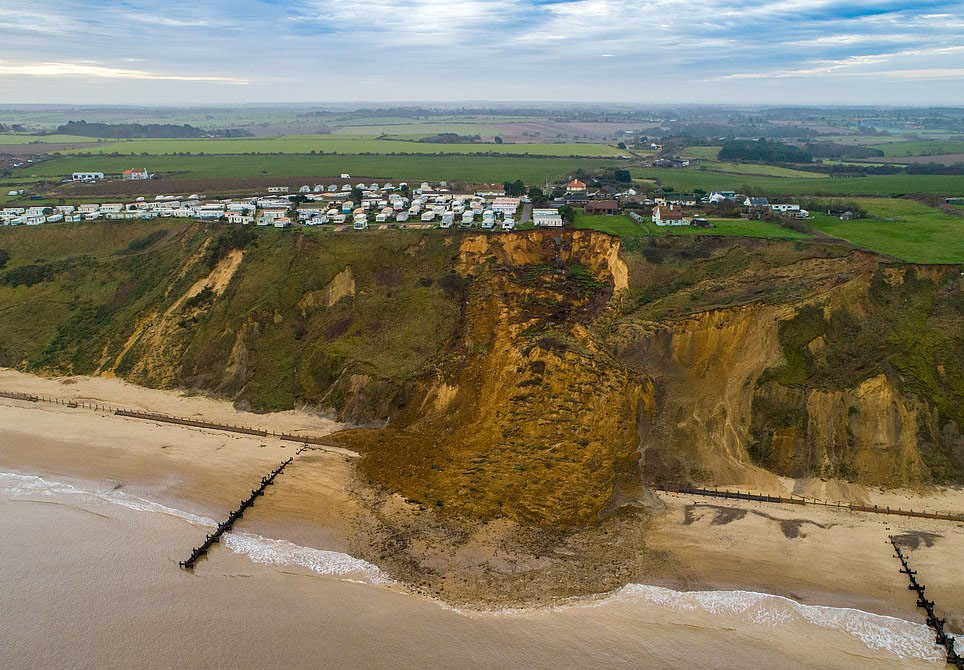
[0,222,961,531]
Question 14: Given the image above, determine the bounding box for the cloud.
[0,61,250,83]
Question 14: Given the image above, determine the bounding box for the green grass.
[870,140,964,157]
[679,146,721,160]
[20,154,623,184]
[53,135,624,157]
[808,198,964,263]
[702,161,828,178]
[632,167,964,196]
[572,211,809,240]
[0,134,118,145]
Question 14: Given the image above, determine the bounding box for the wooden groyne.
[115,409,268,437]
[890,537,963,668]
[657,485,964,523]
[179,458,293,570]
[0,387,336,445]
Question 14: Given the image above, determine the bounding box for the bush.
[0,249,8,270]
[2,264,54,287]
[205,227,257,269]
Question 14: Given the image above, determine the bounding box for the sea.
[0,470,957,670]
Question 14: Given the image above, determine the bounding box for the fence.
[657,484,964,523]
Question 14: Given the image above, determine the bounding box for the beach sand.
[1,368,962,668]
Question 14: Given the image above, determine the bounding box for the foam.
[617,584,954,661]
[222,533,387,583]
[0,470,385,584]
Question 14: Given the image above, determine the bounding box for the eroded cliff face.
[336,233,963,528]
[340,230,651,527]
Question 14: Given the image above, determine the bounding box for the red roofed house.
[123,168,150,181]
[652,205,688,226]
[584,199,620,215]
[565,178,587,194]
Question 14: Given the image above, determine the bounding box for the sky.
[0,0,962,105]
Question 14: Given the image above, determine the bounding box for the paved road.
[519,202,532,223]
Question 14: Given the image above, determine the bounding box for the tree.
[617,142,627,150]
[351,187,364,203]
[558,205,575,225]
[494,136,504,144]
[613,169,631,183]
[503,180,525,197]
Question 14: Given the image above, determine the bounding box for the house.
[744,197,770,208]
[655,194,699,207]
[584,200,620,215]
[299,185,311,193]
[532,208,563,227]
[227,213,254,225]
[709,191,739,204]
[123,168,149,180]
[652,205,688,226]
[72,172,104,182]
[267,186,289,194]
[565,179,587,194]
[491,197,521,216]
[652,158,689,168]
[770,203,808,218]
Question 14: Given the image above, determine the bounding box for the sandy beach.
[1,368,962,668]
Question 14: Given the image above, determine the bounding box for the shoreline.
[1,368,962,630]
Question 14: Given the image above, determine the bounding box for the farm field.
[870,140,964,157]
[55,135,625,157]
[19,154,623,185]
[572,211,809,240]
[0,134,118,145]
[808,197,964,263]
[679,146,721,160]
[632,167,964,196]
[700,161,827,178]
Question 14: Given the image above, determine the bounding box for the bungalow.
[652,205,688,226]
[565,179,587,194]
[709,191,739,204]
[123,168,150,180]
[72,172,104,182]
[584,200,620,215]
[491,197,521,216]
[770,203,808,218]
[267,186,290,194]
[532,208,563,227]
[655,194,698,207]
[227,213,254,225]
[78,203,100,214]
[744,197,770,208]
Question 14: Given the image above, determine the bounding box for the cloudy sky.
[0,0,962,105]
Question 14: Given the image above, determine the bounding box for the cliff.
[0,222,961,530]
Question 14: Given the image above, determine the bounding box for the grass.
[572,211,809,240]
[679,146,721,160]
[52,135,625,157]
[18,154,623,184]
[701,161,828,178]
[632,167,964,196]
[808,198,964,263]
[0,134,118,145]
[870,140,964,157]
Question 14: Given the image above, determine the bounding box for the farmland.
[808,197,964,263]
[51,135,625,157]
[0,134,117,145]
[870,140,964,157]
[631,167,964,196]
[572,211,808,240]
[19,154,624,185]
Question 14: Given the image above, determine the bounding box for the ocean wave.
[223,533,387,583]
[616,584,956,661]
[0,470,385,584]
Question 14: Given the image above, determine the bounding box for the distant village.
[2,168,817,230]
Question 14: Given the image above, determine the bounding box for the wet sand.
[1,368,962,668]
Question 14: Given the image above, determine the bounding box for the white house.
[491,197,521,216]
[267,186,289,194]
[122,168,150,180]
[72,172,104,182]
[652,206,688,226]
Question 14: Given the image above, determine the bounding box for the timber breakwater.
[179,458,293,570]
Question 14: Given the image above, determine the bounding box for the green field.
[572,211,809,240]
[870,140,964,157]
[331,122,503,136]
[0,134,118,145]
[679,146,721,160]
[701,161,828,178]
[809,198,964,263]
[632,167,964,196]
[21,154,623,184]
[53,135,624,157]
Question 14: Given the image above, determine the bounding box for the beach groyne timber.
[180,458,293,570]
[0,387,337,445]
[890,536,963,668]
[657,485,964,523]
